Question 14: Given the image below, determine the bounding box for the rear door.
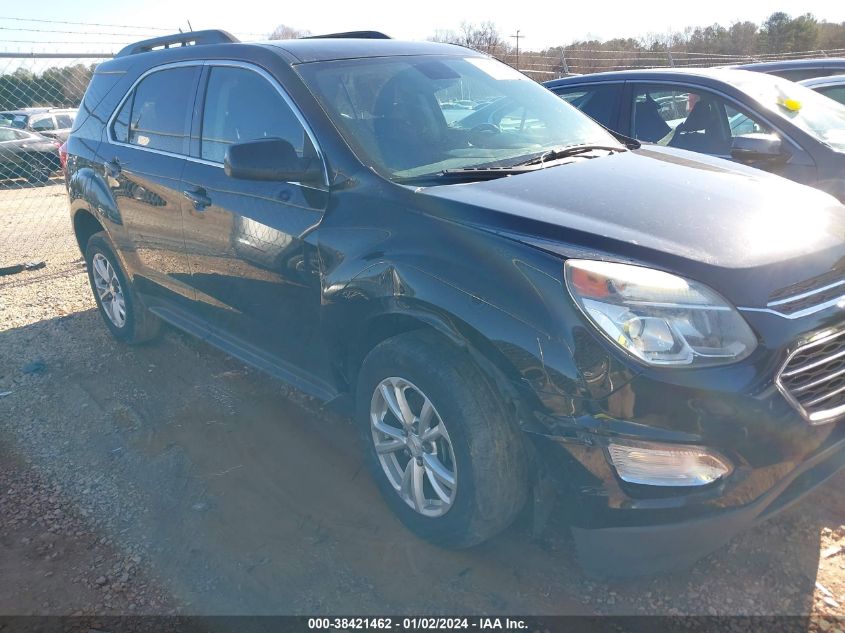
[178,62,332,388]
[100,63,201,311]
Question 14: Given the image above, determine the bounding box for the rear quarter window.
[111,66,198,154]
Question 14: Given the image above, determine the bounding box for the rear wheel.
[85,232,161,344]
[356,330,529,548]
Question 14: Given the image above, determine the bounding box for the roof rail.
[116,29,239,58]
[304,31,391,40]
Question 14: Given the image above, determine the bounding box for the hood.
[416,146,845,307]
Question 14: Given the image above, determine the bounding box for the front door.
[179,63,331,386]
[628,83,817,184]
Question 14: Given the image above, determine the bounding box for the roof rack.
[304,31,391,40]
[116,30,239,58]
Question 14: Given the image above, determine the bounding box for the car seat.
[668,99,730,155]
[373,72,447,172]
[634,95,671,142]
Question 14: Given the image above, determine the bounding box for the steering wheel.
[469,123,500,135]
[467,123,501,147]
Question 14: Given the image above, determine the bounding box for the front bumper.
[499,271,845,575]
[544,428,845,577]
[568,430,845,576]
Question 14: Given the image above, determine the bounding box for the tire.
[356,329,529,548]
[85,232,161,344]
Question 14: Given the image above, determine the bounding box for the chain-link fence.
[499,47,845,81]
[0,54,108,287]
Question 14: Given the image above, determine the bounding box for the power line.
[510,30,524,70]
[0,15,176,31]
[0,25,166,37]
[0,39,129,45]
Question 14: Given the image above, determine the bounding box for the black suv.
[67,30,845,576]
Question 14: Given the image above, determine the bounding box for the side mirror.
[730,134,788,163]
[224,138,323,184]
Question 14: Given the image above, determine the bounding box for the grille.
[767,278,845,317]
[769,270,842,303]
[778,329,845,424]
[772,284,845,315]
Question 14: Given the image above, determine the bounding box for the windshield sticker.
[465,58,529,81]
[778,97,802,112]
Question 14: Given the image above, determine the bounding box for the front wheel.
[356,330,529,548]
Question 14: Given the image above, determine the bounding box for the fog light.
[607,440,733,487]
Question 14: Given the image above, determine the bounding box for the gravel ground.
[0,447,176,616]
[1,183,844,624]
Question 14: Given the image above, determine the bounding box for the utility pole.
[510,29,524,71]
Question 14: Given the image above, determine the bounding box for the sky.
[1,0,844,54]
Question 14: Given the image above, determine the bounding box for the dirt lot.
[1,182,845,622]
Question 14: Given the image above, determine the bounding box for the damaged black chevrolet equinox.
[66,30,845,575]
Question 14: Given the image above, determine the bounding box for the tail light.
[58,142,68,175]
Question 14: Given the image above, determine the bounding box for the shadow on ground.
[0,308,838,618]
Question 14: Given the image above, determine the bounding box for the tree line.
[0,63,95,111]
[2,12,844,111]
[428,12,845,76]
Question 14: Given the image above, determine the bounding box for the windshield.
[296,55,619,179]
[731,72,845,152]
[0,113,27,129]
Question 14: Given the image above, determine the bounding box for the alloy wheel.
[91,252,127,328]
[370,376,457,517]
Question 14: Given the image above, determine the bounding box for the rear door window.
[111,66,199,154]
[31,116,56,131]
[55,114,74,128]
[552,84,622,128]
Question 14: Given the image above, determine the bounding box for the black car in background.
[0,126,61,183]
[731,58,845,81]
[66,30,845,576]
[545,68,845,201]
[0,107,77,142]
[801,74,845,106]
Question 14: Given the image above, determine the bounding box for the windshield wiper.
[394,145,628,185]
[395,165,536,185]
[510,144,626,167]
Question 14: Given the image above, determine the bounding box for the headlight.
[564,259,757,367]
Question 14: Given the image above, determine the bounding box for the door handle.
[183,187,212,212]
[104,158,121,178]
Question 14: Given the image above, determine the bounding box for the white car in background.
[800,74,845,106]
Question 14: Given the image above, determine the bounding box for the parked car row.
[0,107,77,141]
[0,107,77,185]
[0,125,62,184]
